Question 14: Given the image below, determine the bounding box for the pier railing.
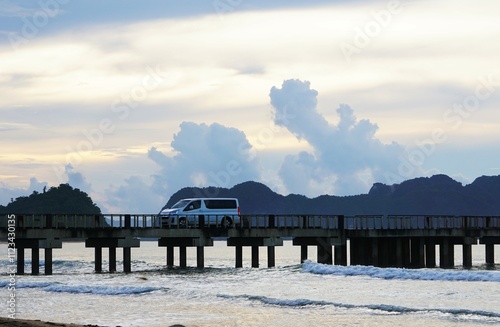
[2,214,500,230]
[345,215,500,230]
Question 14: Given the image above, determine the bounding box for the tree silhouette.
[0,184,101,214]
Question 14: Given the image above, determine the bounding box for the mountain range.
[163,174,500,216]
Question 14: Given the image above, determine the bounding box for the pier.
[2,214,500,274]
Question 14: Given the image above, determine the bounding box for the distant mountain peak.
[368,182,394,196]
[162,174,500,216]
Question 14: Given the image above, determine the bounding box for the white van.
[158,198,240,228]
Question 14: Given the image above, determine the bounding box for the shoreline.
[0,317,99,327]
[0,318,186,327]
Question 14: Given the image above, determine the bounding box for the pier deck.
[2,214,499,274]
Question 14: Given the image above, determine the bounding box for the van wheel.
[221,217,233,228]
[179,217,187,228]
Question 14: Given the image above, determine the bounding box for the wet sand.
[0,317,99,327]
[0,318,186,327]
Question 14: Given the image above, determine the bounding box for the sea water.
[1,241,499,327]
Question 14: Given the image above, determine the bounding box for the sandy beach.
[0,318,187,327]
[0,317,99,326]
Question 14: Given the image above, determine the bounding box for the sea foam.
[44,284,159,295]
[302,260,500,282]
[0,280,159,295]
[217,293,500,321]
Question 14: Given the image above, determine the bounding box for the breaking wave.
[44,284,160,295]
[0,281,53,288]
[1,280,160,295]
[302,260,500,282]
[217,294,500,321]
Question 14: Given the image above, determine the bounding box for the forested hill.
[0,184,101,214]
[163,174,500,216]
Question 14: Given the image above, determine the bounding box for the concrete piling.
[251,246,259,268]
[179,246,187,268]
[334,243,347,266]
[95,247,102,272]
[45,248,53,275]
[109,247,116,273]
[228,237,282,268]
[167,246,174,267]
[300,245,308,263]
[425,240,436,268]
[267,246,275,268]
[485,244,495,266]
[371,238,379,266]
[235,246,243,268]
[17,248,25,275]
[410,238,425,268]
[32,247,39,275]
[123,247,131,273]
[197,246,205,268]
[317,242,332,265]
[158,236,213,269]
[463,244,472,268]
[86,238,139,273]
[439,239,454,268]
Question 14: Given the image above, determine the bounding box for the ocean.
[1,241,499,327]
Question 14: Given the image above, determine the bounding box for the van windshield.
[171,199,191,209]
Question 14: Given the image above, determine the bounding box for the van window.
[171,199,190,209]
[203,199,236,209]
[184,200,201,211]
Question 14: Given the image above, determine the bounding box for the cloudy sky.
[1,0,499,213]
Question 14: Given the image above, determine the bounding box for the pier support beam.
[167,246,174,267]
[439,240,454,269]
[17,248,25,275]
[300,245,308,263]
[371,238,379,266]
[425,240,436,268]
[251,246,259,268]
[123,247,131,273]
[228,237,282,268]
[267,246,275,268]
[334,243,347,266]
[317,241,332,265]
[378,237,396,267]
[158,236,213,268]
[485,244,495,267]
[349,238,359,266]
[44,248,53,275]
[32,247,39,275]
[294,237,339,265]
[235,246,243,268]
[15,239,61,275]
[395,238,407,268]
[410,238,425,268]
[462,244,472,269]
[86,238,139,273]
[397,238,406,267]
[95,247,102,272]
[179,246,187,268]
[109,247,116,273]
[403,238,411,268]
[197,246,204,268]
[448,242,455,268]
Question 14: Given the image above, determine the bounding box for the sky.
[1,0,499,213]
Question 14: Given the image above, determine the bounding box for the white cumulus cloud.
[270,79,409,196]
